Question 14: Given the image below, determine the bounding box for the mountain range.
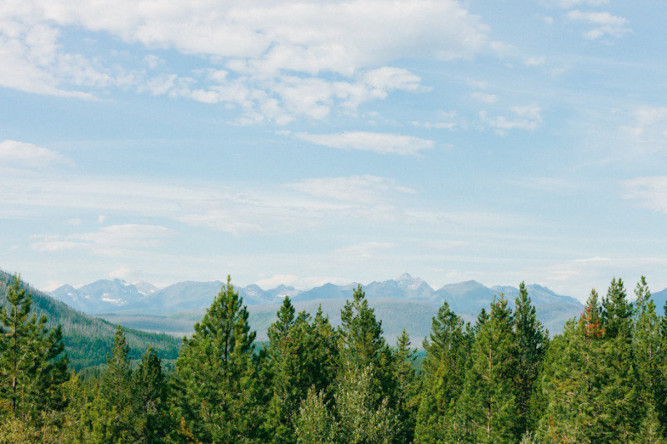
[51,274,592,341]
[0,270,181,370]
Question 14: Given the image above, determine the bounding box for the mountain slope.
[653,288,667,313]
[0,271,180,370]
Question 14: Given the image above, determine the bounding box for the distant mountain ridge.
[50,274,595,335]
[0,271,180,370]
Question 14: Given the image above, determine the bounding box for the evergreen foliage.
[0,276,69,428]
[172,276,268,442]
[2,272,667,443]
[456,294,519,443]
[513,282,548,434]
[415,300,469,442]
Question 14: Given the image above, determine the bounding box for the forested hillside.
[1,272,666,442]
[0,270,180,370]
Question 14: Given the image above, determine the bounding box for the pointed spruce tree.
[599,278,640,440]
[513,282,548,435]
[0,275,69,425]
[456,295,519,443]
[173,276,268,442]
[392,329,419,443]
[415,300,468,442]
[90,325,136,442]
[338,285,395,405]
[132,346,171,442]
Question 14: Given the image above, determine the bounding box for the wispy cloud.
[471,92,497,104]
[624,176,667,214]
[411,111,460,130]
[566,10,629,40]
[0,0,489,121]
[286,175,415,204]
[558,0,609,8]
[480,105,542,134]
[31,224,174,255]
[290,131,435,156]
[0,140,69,168]
[620,106,667,152]
[524,56,546,67]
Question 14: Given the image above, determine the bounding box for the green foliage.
[1,272,666,442]
[266,298,339,442]
[338,285,396,407]
[514,282,548,434]
[415,300,469,442]
[172,276,268,442]
[0,276,69,426]
[392,329,419,443]
[0,270,180,371]
[456,294,519,443]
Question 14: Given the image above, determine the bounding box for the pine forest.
[1,273,666,443]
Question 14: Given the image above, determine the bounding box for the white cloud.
[255,274,299,289]
[290,131,435,155]
[558,0,609,8]
[0,140,69,168]
[31,224,174,254]
[0,0,489,120]
[334,241,395,259]
[286,175,415,204]
[620,106,667,152]
[108,266,133,280]
[412,110,460,130]
[363,67,424,95]
[471,92,497,104]
[524,56,546,67]
[624,176,667,214]
[566,10,629,40]
[480,105,542,133]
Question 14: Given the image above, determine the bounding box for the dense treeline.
[0,271,181,370]
[1,274,667,442]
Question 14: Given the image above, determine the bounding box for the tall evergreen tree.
[0,275,69,425]
[415,300,468,442]
[90,325,136,442]
[599,278,639,440]
[392,329,419,443]
[513,282,548,435]
[631,277,665,438]
[537,294,604,442]
[338,285,395,406]
[456,295,519,443]
[266,297,337,443]
[132,347,171,442]
[173,276,268,442]
[539,284,640,442]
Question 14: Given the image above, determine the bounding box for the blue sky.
[1,0,666,300]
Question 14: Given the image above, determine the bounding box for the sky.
[1,0,667,301]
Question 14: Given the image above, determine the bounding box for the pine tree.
[91,325,136,442]
[457,295,519,443]
[295,388,338,443]
[310,305,339,398]
[338,285,395,406]
[334,364,399,443]
[600,278,640,440]
[0,275,69,425]
[539,285,641,442]
[132,347,171,442]
[415,300,468,442]
[173,276,268,442]
[266,297,334,443]
[392,329,419,443]
[513,282,548,435]
[631,277,665,439]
